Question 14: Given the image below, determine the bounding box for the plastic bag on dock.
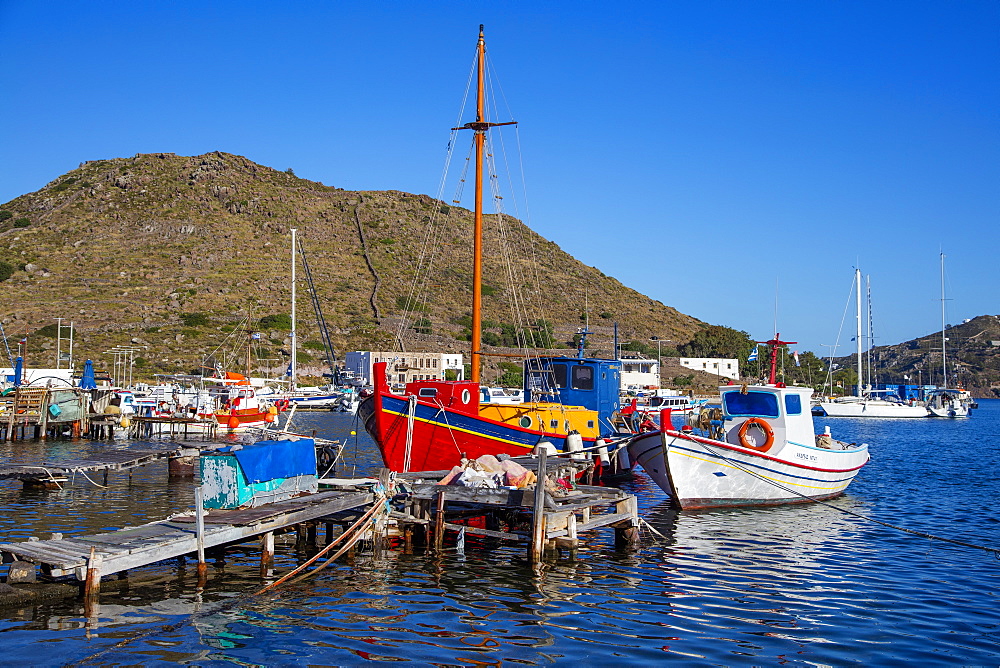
[500,459,535,489]
[474,454,504,474]
[456,468,503,488]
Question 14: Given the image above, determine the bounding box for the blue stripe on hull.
[380,394,573,450]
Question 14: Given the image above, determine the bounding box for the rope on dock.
[257,491,389,593]
[690,439,1000,558]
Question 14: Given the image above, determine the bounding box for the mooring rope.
[672,432,1000,557]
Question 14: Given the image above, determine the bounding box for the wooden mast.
[454,25,516,385]
[471,25,485,384]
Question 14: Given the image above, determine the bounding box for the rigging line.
[823,276,857,396]
[682,435,1000,557]
[393,130,462,348]
[391,37,480,346]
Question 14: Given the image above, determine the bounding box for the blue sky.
[1,1,997,355]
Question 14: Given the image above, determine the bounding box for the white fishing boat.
[925,253,973,418]
[817,269,928,418]
[627,335,870,509]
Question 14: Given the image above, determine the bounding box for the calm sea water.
[1,402,998,665]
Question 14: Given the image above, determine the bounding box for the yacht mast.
[940,252,947,390]
[855,268,862,398]
[291,227,297,391]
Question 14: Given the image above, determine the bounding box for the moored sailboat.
[358,26,623,473]
[816,269,927,418]
[925,253,973,418]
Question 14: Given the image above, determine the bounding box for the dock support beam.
[530,449,548,562]
[85,547,102,598]
[194,486,207,581]
[260,531,274,578]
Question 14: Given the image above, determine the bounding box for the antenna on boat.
[452,25,517,384]
[758,333,796,386]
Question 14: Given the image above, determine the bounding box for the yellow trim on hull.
[669,448,850,492]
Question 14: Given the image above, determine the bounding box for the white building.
[346,351,464,387]
[678,357,740,381]
[619,356,659,389]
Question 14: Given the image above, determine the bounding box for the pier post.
[194,486,207,580]
[614,495,641,549]
[530,449,548,562]
[434,488,446,551]
[84,547,103,598]
[260,531,274,578]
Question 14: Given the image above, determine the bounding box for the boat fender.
[737,417,774,452]
[566,430,585,460]
[595,438,610,466]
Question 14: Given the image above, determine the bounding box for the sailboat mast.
[855,268,862,398]
[471,25,485,384]
[940,252,947,389]
[291,227,297,391]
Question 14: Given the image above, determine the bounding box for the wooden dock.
[0,487,374,596]
[0,446,196,487]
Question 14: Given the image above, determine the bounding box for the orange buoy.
[227,416,240,429]
[265,413,276,423]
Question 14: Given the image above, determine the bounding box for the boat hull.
[627,429,869,509]
[816,400,927,418]
[359,393,596,473]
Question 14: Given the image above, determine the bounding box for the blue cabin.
[523,357,622,436]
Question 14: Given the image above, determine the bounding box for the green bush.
[395,295,428,313]
[181,312,210,327]
[35,324,59,338]
[0,211,12,222]
[412,317,432,335]
[0,261,14,282]
[302,340,326,350]
[259,313,292,330]
[481,284,498,296]
[13,218,29,228]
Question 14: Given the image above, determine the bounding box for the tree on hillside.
[678,325,754,360]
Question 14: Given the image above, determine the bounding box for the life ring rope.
[737,417,774,452]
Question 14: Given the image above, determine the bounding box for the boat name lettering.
[795,452,818,462]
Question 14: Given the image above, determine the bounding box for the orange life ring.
[737,417,774,452]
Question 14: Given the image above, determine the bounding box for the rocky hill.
[831,314,1000,397]
[0,152,704,382]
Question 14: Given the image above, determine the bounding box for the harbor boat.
[816,269,928,418]
[925,388,973,418]
[647,393,705,415]
[359,26,624,474]
[925,253,973,418]
[627,335,870,509]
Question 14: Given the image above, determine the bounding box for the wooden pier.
[0,487,375,596]
[390,452,640,559]
[0,446,199,488]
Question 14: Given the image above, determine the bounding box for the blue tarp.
[79,359,97,390]
[13,357,22,387]
[232,438,317,483]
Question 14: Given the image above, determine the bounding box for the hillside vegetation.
[0,152,705,382]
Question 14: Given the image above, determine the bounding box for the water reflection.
[0,407,999,664]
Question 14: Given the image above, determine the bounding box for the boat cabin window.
[552,364,568,389]
[723,391,779,418]
[418,388,438,398]
[571,365,594,391]
[784,394,802,415]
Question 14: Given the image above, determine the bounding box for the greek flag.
[793,351,801,367]
[748,346,759,362]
